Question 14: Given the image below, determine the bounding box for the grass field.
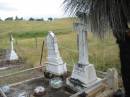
[0,18,120,83]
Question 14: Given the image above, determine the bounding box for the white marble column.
[76,23,89,65]
[10,35,14,50]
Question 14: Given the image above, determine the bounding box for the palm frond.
[63,0,130,39]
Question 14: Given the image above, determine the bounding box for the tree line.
[0,16,53,21]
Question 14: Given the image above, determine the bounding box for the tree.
[0,18,2,21]
[15,16,18,20]
[15,16,23,21]
[48,17,53,22]
[64,0,130,96]
[5,17,13,21]
[36,18,44,21]
[29,17,35,21]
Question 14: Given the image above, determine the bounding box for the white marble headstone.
[46,31,67,75]
[6,34,18,61]
[67,23,101,91]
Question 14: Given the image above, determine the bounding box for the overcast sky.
[0,0,68,20]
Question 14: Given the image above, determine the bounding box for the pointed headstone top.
[48,31,55,37]
[10,34,14,41]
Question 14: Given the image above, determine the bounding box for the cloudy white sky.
[0,0,68,20]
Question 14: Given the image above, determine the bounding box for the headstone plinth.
[66,64,101,91]
[46,63,67,76]
[6,50,18,61]
[45,31,67,76]
[66,23,101,91]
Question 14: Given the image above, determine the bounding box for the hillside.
[0,18,120,73]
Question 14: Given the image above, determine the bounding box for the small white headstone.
[45,31,67,75]
[6,34,18,61]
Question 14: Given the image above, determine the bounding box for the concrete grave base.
[46,62,67,76]
[66,64,102,91]
[66,77,102,92]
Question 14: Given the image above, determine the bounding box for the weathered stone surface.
[46,31,67,75]
[67,23,101,91]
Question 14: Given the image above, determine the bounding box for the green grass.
[0,19,73,38]
[0,18,121,84]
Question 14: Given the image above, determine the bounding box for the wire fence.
[0,35,120,85]
[0,45,78,85]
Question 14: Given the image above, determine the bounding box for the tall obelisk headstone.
[66,22,101,91]
[45,31,67,75]
[6,33,18,61]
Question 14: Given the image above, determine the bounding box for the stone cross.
[66,23,100,91]
[75,23,89,65]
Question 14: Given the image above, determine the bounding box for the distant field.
[0,18,74,38]
[0,18,120,79]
